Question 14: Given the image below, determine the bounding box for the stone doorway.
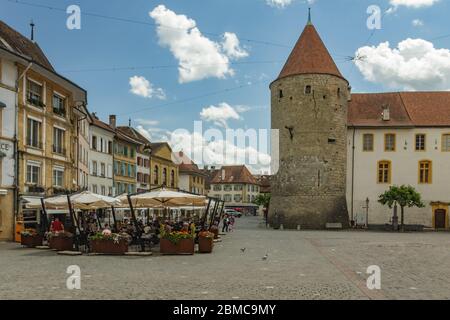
[434,209,446,229]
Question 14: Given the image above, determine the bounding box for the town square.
[1,0,450,303]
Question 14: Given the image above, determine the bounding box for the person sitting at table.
[50,217,64,233]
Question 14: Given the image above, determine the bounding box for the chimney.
[30,20,35,42]
[382,105,390,121]
[109,115,116,129]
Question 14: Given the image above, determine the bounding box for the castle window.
[363,134,374,151]
[337,88,341,97]
[415,134,426,151]
[305,85,312,94]
[377,161,391,184]
[279,90,283,98]
[384,134,396,152]
[328,138,336,144]
[419,160,432,184]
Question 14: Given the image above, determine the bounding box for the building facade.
[269,14,450,229]
[77,111,90,191]
[150,142,179,189]
[209,165,260,212]
[109,116,138,195]
[347,93,450,228]
[89,114,114,196]
[176,151,206,195]
[116,126,152,193]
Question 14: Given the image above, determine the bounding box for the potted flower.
[48,231,74,251]
[198,231,214,253]
[20,229,43,248]
[209,225,219,239]
[159,223,195,255]
[89,230,128,255]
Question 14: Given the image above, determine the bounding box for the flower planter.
[90,239,128,255]
[209,226,219,239]
[160,238,194,255]
[49,236,74,251]
[21,234,43,248]
[198,236,214,253]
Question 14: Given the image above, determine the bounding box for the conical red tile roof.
[277,24,345,81]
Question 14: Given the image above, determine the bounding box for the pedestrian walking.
[222,214,229,233]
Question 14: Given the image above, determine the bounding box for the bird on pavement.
[262,254,268,261]
[240,248,246,253]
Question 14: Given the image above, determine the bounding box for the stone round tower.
[269,14,350,229]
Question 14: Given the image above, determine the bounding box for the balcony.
[53,107,66,118]
[27,97,45,109]
[26,138,43,150]
[52,145,66,156]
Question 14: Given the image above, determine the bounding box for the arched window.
[419,160,432,184]
[162,168,167,186]
[171,170,175,187]
[154,165,159,185]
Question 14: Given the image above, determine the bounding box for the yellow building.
[150,143,179,189]
[110,116,139,195]
[176,151,206,195]
[0,21,87,238]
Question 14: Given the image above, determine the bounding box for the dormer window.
[305,85,312,94]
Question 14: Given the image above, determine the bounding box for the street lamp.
[362,197,370,228]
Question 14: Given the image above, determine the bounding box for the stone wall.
[269,74,350,229]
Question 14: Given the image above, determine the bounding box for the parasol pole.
[127,194,144,252]
[67,194,79,251]
[111,206,118,232]
[40,198,49,234]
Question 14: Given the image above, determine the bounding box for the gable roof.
[175,151,206,176]
[91,114,115,133]
[117,126,151,145]
[0,20,54,71]
[277,23,345,82]
[115,127,142,145]
[348,92,450,127]
[210,165,258,185]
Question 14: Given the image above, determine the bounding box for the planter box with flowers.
[20,230,43,248]
[198,231,214,253]
[159,224,195,255]
[209,225,219,239]
[89,231,129,255]
[48,232,74,251]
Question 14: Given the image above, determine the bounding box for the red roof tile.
[210,166,258,185]
[277,24,344,82]
[348,92,450,127]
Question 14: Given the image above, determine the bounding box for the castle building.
[269,13,450,229]
[176,151,206,195]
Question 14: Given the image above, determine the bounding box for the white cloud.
[355,38,450,90]
[390,0,439,8]
[412,19,424,26]
[135,118,159,126]
[169,130,271,174]
[129,76,166,99]
[221,32,249,60]
[149,5,247,83]
[200,103,241,128]
[266,0,293,8]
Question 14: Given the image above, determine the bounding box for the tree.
[253,193,271,209]
[378,185,425,231]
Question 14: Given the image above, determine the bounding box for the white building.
[77,108,90,191]
[347,92,450,229]
[209,165,260,214]
[89,114,114,196]
[0,45,18,240]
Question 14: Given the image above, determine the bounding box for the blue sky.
[2,0,449,171]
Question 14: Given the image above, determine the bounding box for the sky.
[1,0,449,173]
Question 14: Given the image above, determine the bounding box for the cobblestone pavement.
[1,216,450,300]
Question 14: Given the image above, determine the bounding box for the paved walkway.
[1,216,450,299]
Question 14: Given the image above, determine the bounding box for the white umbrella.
[124,188,206,208]
[44,191,121,210]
